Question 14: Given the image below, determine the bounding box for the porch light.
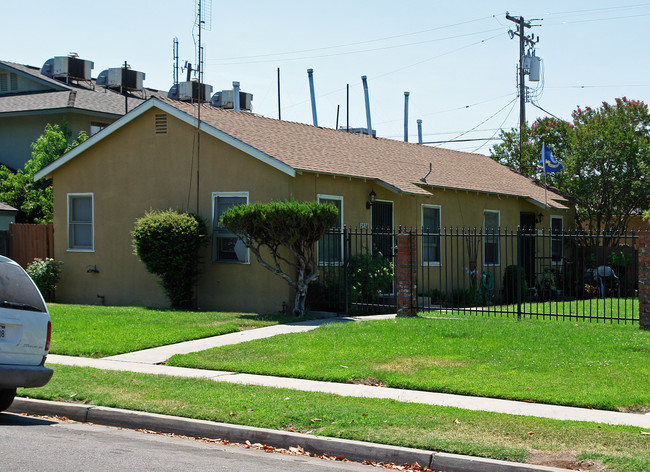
[536,212,544,224]
[366,190,376,209]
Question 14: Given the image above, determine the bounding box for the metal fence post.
[516,226,522,320]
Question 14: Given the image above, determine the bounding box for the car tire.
[0,388,16,412]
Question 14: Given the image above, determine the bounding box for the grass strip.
[19,365,650,472]
[167,315,650,411]
[48,304,293,358]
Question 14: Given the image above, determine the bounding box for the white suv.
[0,256,53,411]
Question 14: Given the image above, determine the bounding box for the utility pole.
[506,12,540,173]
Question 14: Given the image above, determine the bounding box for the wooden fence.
[0,223,54,268]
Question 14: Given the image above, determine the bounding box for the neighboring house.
[35,97,573,313]
[0,202,17,231]
[0,57,165,170]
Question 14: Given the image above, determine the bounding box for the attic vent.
[0,72,18,92]
[154,114,168,135]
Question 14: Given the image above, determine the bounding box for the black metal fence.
[308,227,639,323]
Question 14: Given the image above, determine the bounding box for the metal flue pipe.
[233,81,241,113]
[361,75,372,136]
[307,69,318,126]
[417,119,423,144]
[404,91,410,142]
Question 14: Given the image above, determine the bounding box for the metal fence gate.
[308,227,639,323]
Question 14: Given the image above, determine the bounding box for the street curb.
[9,398,571,472]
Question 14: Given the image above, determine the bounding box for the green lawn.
[482,298,639,321]
[167,315,650,411]
[48,304,294,358]
[20,365,650,472]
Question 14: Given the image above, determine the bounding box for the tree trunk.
[293,270,308,317]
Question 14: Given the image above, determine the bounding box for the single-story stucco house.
[34,97,573,313]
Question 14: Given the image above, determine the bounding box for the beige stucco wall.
[52,108,294,313]
[50,107,574,312]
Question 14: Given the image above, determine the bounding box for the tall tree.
[220,200,338,317]
[491,98,650,238]
[0,123,87,223]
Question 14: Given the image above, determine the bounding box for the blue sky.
[4,1,650,154]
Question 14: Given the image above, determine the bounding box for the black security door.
[520,212,536,288]
[372,201,394,261]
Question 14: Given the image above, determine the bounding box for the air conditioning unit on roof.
[51,56,93,81]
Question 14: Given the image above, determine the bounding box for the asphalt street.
[0,411,376,472]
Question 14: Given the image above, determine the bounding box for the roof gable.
[0,61,69,92]
[34,98,296,181]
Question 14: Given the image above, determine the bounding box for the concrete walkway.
[46,314,650,429]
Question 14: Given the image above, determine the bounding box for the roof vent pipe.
[417,119,423,144]
[307,69,318,126]
[404,91,410,142]
[233,81,241,112]
[361,75,372,137]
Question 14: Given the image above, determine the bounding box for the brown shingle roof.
[160,98,569,209]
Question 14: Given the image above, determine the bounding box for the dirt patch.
[373,357,466,374]
[352,378,386,387]
[618,404,650,414]
[529,451,608,471]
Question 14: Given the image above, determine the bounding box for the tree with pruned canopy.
[220,200,338,317]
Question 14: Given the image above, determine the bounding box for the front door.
[520,212,536,288]
[372,201,393,260]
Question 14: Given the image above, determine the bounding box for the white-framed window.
[483,210,500,266]
[550,215,563,264]
[90,121,109,136]
[212,192,249,263]
[421,204,441,266]
[317,195,343,265]
[67,193,94,251]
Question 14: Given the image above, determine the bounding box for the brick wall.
[639,231,650,330]
[395,232,417,317]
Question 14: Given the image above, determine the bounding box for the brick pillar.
[395,232,417,317]
[639,231,650,330]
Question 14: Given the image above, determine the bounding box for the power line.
[208,28,504,66]
[209,14,500,62]
[422,137,502,144]
[376,93,517,126]
[432,97,519,148]
[282,32,504,111]
[471,98,518,153]
[530,102,562,120]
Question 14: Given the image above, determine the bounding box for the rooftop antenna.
[172,37,179,86]
[193,0,212,215]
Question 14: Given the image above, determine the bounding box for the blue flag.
[539,144,562,173]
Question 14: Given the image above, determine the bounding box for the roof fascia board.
[35,98,296,181]
[0,107,121,120]
[0,63,68,92]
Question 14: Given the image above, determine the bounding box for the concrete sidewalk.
[45,314,650,429]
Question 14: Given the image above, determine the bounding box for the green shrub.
[422,288,447,304]
[132,209,207,309]
[348,253,393,306]
[503,265,527,304]
[26,258,63,302]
